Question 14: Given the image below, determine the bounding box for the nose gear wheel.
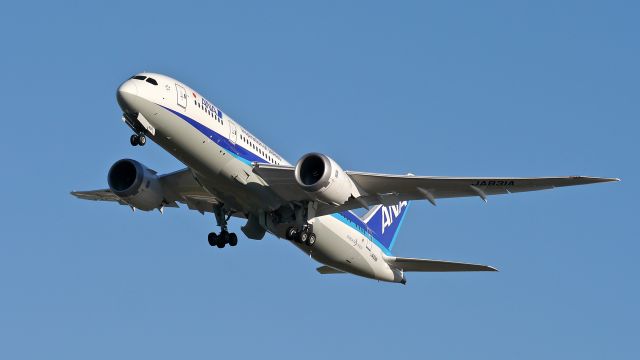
[130,134,146,146]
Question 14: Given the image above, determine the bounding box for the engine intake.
[294,153,356,205]
[108,159,164,211]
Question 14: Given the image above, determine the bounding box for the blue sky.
[1,1,637,358]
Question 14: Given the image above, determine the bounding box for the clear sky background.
[0,1,637,359]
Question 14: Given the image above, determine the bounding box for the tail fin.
[362,201,411,252]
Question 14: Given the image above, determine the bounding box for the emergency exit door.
[176,84,187,108]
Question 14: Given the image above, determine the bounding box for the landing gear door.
[229,121,238,145]
[176,84,187,109]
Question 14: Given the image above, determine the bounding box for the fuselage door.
[176,84,187,109]
[229,121,238,145]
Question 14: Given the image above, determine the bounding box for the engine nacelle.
[107,159,164,211]
[294,153,357,205]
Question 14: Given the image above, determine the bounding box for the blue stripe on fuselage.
[159,105,269,165]
[330,212,393,255]
[158,104,392,255]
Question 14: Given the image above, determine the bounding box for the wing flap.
[387,256,498,272]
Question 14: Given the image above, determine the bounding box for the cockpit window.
[146,78,158,85]
[131,75,147,81]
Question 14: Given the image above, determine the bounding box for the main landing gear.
[208,230,238,248]
[285,224,316,247]
[130,133,146,146]
[208,206,239,249]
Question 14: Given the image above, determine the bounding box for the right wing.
[71,189,126,204]
[386,256,498,272]
[71,168,240,216]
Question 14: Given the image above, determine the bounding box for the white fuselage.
[117,73,404,283]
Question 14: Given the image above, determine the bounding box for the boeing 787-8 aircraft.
[72,73,618,284]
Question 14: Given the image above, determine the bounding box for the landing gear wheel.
[207,232,218,247]
[306,233,316,246]
[216,231,229,249]
[286,227,298,241]
[299,231,309,244]
[138,135,146,146]
[218,231,230,248]
[130,134,139,146]
[228,233,238,247]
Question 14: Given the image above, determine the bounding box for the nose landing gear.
[130,133,146,146]
[123,113,148,147]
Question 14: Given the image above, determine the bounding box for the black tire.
[306,233,316,246]
[286,227,297,240]
[216,232,227,248]
[229,233,238,247]
[299,231,308,244]
[138,135,147,146]
[208,232,218,247]
[130,134,139,146]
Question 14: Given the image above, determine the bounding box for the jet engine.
[107,159,164,211]
[294,153,357,205]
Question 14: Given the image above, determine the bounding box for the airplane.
[72,72,619,284]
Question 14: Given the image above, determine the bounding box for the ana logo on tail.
[381,201,408,234]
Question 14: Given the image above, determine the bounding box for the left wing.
[253,164,618,216]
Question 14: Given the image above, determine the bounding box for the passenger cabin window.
[146,78,158,85]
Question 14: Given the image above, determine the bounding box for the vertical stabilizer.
[362,201,411,252]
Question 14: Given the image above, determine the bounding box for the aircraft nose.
[117,79,139,113]
[118,79,138,96]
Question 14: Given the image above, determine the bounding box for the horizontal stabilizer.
[316,266,346,274]
[387,256,497,272]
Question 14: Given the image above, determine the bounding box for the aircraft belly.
[127,98,397,282]
[302,216,380,279]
